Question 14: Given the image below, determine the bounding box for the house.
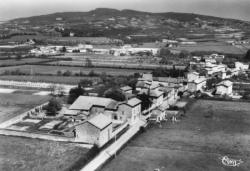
[188,77,206,92]
[216,80,233,95]
[120,86,133,94]
[187,72,200,82]
[150,107,166,122]
[117,98,141,125]
[69,96,118,120]
[149,90,164,107]
[136,80,151,93]
[235,62,249,71]
[74,114,112,147]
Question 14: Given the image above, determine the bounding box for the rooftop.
[120,86,132,92]
[88,114,112,130]
[126,98,141,107]
[217,80,233,87]
[69,96,118,111]
[149,90,164,97]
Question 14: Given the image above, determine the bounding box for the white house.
[117,98,141,125]
[235,62,249,71]
[150,107,166,122]
[188,77,207,92]
[187,72,200,82]
[216,80,233,96]
[149,90,164,107]
[75,114,112,147]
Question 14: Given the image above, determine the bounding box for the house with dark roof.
[74,114,112,147]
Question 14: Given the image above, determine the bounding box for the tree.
[85,58,93,67]
[159,48,171,57]
[179,50,189,58]
[68,84,85,104]
[44,98,62,116]
[63,70,72,76]
[138,93,152,111]
[244,49,250,61]
[60,46,67,53]
[15,54,22,61]
[206,77,222,90]
[104,88,126,101]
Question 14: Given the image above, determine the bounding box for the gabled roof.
[150,82,160,89]
[64,109,79,116]
[149,90,164,97]
[120,86,132,92]
[192,77,206,84]
[87,114,112,130]
[142,73,153,81]
[216,80,233,88]
[126,98,141,107]
[69,96,118,111]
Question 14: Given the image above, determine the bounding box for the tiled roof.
[120,86,132,91]
[69,96,118,111]
[216,80,233,87]
[126,98,141,107]
[149,90,164,97]
[88,114,112,130]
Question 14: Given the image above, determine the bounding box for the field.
[101,100,250,171]
[0,135,89,171]
[0,75,100,84]
[0,58,53,66]
[0,65,150,76]
[170,42,246,54]
[0,93,50,123]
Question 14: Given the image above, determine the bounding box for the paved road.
[81,119,146,171]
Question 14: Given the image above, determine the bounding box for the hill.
[3,8,250,42]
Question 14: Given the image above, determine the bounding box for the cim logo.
[220,156,243,167]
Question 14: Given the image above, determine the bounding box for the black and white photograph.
[0,0,250,170]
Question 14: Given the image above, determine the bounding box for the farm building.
[75,114,112,147]
[69,96,118,120]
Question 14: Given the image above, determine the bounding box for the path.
[81,119,146,171]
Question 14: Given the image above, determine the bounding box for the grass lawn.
[0,135,89,171]
[101,100,250,171]
[0,93,50,123]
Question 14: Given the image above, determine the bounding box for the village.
[0,49,250,169]
[1,4,250,171]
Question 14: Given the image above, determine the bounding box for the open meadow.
[101,100,250,171]
[0,135,89,171]
[0,93,50,123]
[0,65,150,76]
[170,42,246,54]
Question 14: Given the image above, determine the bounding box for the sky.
[0,0,250,21]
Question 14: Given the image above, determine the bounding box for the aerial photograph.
[0,0,250,170]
